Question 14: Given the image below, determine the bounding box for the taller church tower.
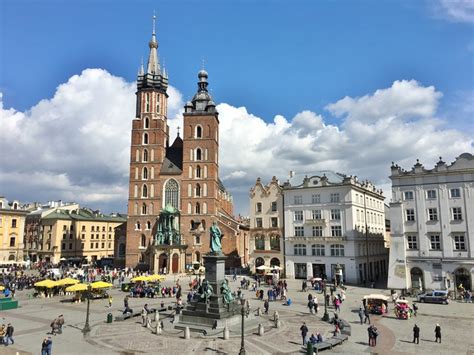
[126,16,170,266]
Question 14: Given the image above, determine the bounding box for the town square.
[0,1,473,354]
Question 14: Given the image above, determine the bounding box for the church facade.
[125,18,242,273]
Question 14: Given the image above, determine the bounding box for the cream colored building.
[249,177,284,274]
[0,197,28,262]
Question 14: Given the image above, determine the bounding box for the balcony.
[304,218,326,226]
[287,235,347,242]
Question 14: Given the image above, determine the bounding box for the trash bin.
[306,342,314,355]
[107,313,113,323]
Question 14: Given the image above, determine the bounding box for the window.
[270,234,280,251]
[195,183,201,197]
[312,244,325,256]
[430,235,441,250]
[294,211,303,222]
[450,188,461,198]
[331,226,342,237]
[294,226,304,237]
[101,243,105,249]
[82,226,86,232]
[141,234,146,247]
[312,210,321,220]
[69,243,73,250]
[330,209,341,220]
[271,217,278,228]
[81,243,85,249]
[81,234,85,239]
[312,226,322,237]
[271,201,277,212]
[427,190,436,199]
[294,195,303,205]
[136,221,141,230]
[452,207,462,221]
[143,149,148,162]
[164,179,179,209]
[144,117,149,129]
[407,235,418,250]
[156,97,160,113]
[143,132,149,145]
[453,235,466,250]
[196,148,202,161]
[196,126,202,138]
[406,209,415,221]
[142,203,147,215]
[11,219,17,228]
[195,235,201,245]
[294,244,306,255]
[146,93,150,111]
[428,208,438,221]
[196,165,201,178]
[143,167,148,180]
[256,218,263,228]
[330,244,344,256]
[255,234,265,250]
[330,193,340,203]
[62,243,65,250]
[256,202,262,213]
[312,194,320,204]
[404,191,414,200]
[90,243,94,249]
[142,184,148,198]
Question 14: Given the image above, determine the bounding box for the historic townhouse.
[388,153,474,292]
[0,197,28,262]
[249,176,284,274]
[283,171,388,284]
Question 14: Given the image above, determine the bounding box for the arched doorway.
[158,253,168,274]
[172,253,179,274]
[270,258,280,267]
[255,257,265,273]
[454,267,471,291]
[410,267,424,291]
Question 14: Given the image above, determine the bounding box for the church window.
[196,183,201,197]
[146,93,150,112]
[196,148,202,161]
[196,165,201,178]
[142,203,147,215]
[143,167,148,180]
[141,234,146,247]
[134,185,138,198]
[190,220,195,230]
[156,95,160,113]
[136,221,141,230]
[203,202,207,214]
[142,184,148,198]
[196,125,202,138]
[164,179,179,209]
[143,149,148,162]
[144,117,150,129]
[195,202,201,214]
[146,221,151,230]
[143,133,149,145]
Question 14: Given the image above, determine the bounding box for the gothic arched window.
[196,183,201,197]
[146,93,150,112]
[196,148,202,160]
[144,117,150,129]
[142,203,147,215]
[196,125,202,138]
[143,133,149,145]
[143,149,148,162]
[195,202,201,214]
[196,165,201,178]
[143,167,148,180]
[142,184,148,198]
[164,179,179,209]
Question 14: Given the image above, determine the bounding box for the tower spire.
[147,12,161,75]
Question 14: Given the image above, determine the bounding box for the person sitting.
[316,332,323,343]
[309,333,317,345]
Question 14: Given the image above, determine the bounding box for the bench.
[114,311,141,321]
[174,325,207,335]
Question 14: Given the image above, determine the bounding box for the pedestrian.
[372,325,379,346]
[412,303,418,317]
[263,299,269,314]
[364,307,371,324]
[41,337,52,355]
[358,307,364,325]
[335,297,341,312]
[4,323,14,346]
[413,324,420,344]
[367,325,374,346]
[435,324,441,343]
[141,304,149,327]
[108,295,113,308]
[300,322,308,345]
[57,315,64,334]
[50,318,58,335]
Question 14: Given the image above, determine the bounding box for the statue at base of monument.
[221,279,234,306]
[199,279,213,303]
[210,221,223,254]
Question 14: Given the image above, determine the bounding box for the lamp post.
[322,281,330,321]
[82,285,92,336]
[239,297,247,355]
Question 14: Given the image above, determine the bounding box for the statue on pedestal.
[199,279,213,303]
[221,279,234,306]
[210,221,223,254]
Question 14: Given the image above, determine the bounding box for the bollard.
[223,326,230,340]
[156,321,162,335]
[306,341,314,355]
[258,323,264,336]
[257,307,262,316]
[184,326,190,340]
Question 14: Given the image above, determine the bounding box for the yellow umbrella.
[90,281,113,289]
[131,275,149,282]
[65,283,88,292]
[34,279,58,288]
[56,278,80,286]
[0,285,5,291]
[146,274,165,282]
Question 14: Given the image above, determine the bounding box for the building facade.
[283,172,388,284]
[0,197,28,262]
[248,177,284,274]
[388,153,474,292]
[125,18,243,272]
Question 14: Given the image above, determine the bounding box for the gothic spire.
[146,13,161,75]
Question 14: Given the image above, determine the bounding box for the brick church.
[125,17,247,273]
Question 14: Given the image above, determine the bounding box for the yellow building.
[25,207,126,264]
[0,197,29,262]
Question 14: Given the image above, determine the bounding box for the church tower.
[181,70,220,262]
[126,16,170,266]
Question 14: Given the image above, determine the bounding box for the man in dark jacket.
[364,307,371,324]
[435,324,441,343]
[4,323,14,345]
[413,324,420,344]
[300,322,308,345]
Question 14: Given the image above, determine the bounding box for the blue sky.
[1,0,473,214]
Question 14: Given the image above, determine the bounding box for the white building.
[283,171,388,284]
[388,153,474,292]
[249,177,284,274]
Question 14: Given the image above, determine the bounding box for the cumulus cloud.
[1,69,472,215]
[432,0,474,23]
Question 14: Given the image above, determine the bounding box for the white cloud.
[1,69,472,215]
[432,0,474,23]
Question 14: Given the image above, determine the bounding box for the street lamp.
[322,281,330,321]
[239,297,247,355]
[82,284,92,336]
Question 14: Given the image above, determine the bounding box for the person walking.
[372,325,379,346]
[4,323,14,346]
[263,299,269,314]
[364,307,371,324]
[412,303,418,317]
[300,322,309,345]
[141,304,149,327]
[435,324,441,343]
[41,337,52,355]
[367,325,374,346]
[57,315,64,334]
[413,324,420,344]
[358,307,364,325]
